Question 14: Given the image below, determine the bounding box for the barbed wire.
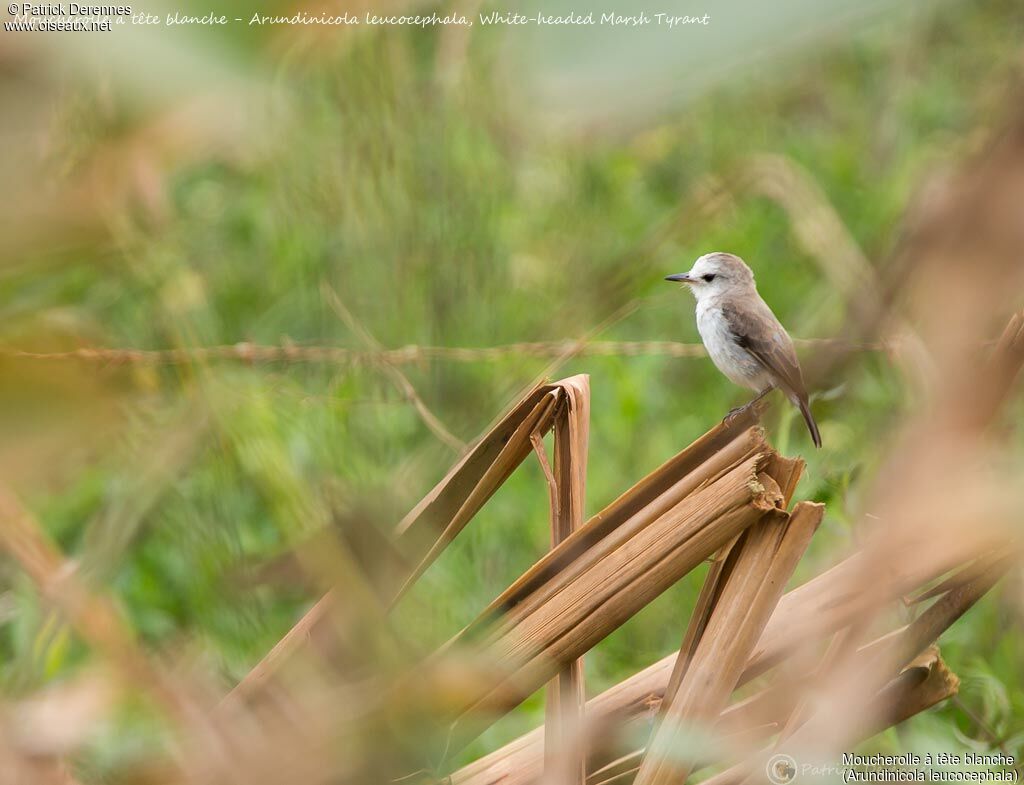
[0,338,888,367]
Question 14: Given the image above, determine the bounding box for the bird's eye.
[702,274,717,282]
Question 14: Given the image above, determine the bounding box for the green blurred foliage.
[0,0,1022,776]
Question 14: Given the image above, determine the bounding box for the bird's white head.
[665,252,756,302]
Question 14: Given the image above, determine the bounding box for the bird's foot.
[723,405,746,423]
[722,388,774,424]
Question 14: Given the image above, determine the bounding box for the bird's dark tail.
[797,397,822,449]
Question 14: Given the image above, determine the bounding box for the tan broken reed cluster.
[219,331,1017,785]
[395,379,1008,785]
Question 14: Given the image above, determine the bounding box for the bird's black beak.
[665,273,694,283]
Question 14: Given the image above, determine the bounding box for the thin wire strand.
[0,337,887,367]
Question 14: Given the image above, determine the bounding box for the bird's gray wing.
[721,300,809,402]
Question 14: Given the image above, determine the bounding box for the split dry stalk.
[632,502,823,785]
[539,375,590,785]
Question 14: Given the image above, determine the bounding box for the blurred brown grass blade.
[222,510,407,711]
[952,308,1024,431]
[632,501,822,785]
[435,447,792,755]
[225,591,336,706]
[541,376,590,785]
[769,621,866,749]
[0,485,192,774]
[0,737,84,785]
[892,95,1024,370]
[878,554,1015,675]
[2,672,112,785]
[903,549,1011,606]
[586,753,642,785]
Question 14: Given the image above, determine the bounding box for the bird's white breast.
[695,299,771,392]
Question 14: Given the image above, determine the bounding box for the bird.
[665,252,822,448]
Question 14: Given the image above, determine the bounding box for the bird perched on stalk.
[666,252,822,448]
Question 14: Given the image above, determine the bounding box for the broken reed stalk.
[700,652,960,785]
[873,646,961,730]
[950,308,1024,431]
[394,382,562,599]
[632,502,823,785]
[476,454,780,680]
[665,648,959,785]
[697,560,1012,785]
[660,451,806,704]
[540,376,590,785]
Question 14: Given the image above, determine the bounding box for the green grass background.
[1,0,1023,777]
